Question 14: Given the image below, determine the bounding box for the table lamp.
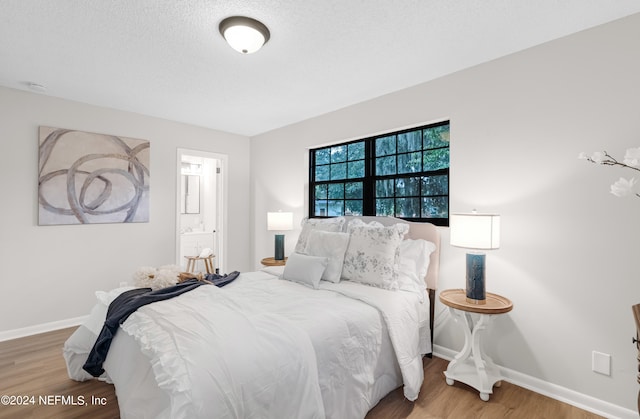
[267,211,293,260]
[450,211,500,305]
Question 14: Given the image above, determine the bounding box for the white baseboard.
[0,316,87,342]
[433,345,637,419]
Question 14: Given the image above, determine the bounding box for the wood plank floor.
[0,327,603,419]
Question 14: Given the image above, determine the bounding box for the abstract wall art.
[38,126,150,225]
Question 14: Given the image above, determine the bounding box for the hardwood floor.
[0,327,603,419]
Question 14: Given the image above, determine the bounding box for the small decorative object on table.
[439,288,513,401]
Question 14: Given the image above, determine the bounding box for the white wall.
[251,14,640,414]
[0,87,252,332]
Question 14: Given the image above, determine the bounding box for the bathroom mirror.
[181,174,200,214]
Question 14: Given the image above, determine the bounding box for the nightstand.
[260,257,287,267]
[439,288,513,401]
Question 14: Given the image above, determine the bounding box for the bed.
[63,216,441,419]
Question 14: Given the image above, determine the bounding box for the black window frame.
[309,120,450,226]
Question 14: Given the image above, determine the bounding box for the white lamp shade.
[450,213,500,250]
[267,212,293,231]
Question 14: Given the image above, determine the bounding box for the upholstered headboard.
[343,216,441,292]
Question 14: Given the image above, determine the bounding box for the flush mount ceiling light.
[219,16,270,54]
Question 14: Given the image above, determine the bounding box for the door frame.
[176,148,228,274]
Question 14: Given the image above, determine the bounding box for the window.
[309,121,450,226]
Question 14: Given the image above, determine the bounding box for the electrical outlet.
[592,351,611,376]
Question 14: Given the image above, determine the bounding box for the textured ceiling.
[1,1,639,136]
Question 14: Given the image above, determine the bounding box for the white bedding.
[65,270,431,419]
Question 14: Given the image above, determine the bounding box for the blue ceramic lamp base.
[274,234,285,260]
[466,253,486,305]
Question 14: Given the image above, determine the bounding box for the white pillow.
[341,219,409,289]
[294,217,346,253]
[304,230,350,283]
[282,252,328,289]
[397,239,436,296]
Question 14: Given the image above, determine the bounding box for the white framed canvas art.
[38,126,150,225]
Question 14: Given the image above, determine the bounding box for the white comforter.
[121,278,325,419]
[65,271,430,419]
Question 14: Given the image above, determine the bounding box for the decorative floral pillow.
[294,217,346,253]
[341,219,409,289]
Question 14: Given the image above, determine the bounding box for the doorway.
[176,148,227,274]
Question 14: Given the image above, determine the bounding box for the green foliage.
[347,160,364,178]
[330,145,347,162]
[345,182,363,199]
[376,156,396,176]
[315,165,329,181]
[398,130,422,153]
[328,183,344,199]
[422,175,448,195]
[348,142,365,160]
[316,148,330,165]
[398,152,422,174]
[330,162,346,180]
[375,135,396,156]
[312,122,450,222]
[423,148,449,171]
[424,125,450,149]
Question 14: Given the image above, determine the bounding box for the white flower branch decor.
[579,147,640,199]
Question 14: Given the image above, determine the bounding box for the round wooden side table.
[439,288,513,401]
[260,257,287,267]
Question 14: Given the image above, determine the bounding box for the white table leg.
[444,307,504,401]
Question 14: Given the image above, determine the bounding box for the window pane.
[424,125,450,149]
[310,121,449,226]
[328,183,344,199]
[315,148,330,165]
[421,197,448,218]
[345,181,363,199]
[398,130,422,153]
[315,165,329,181]
[376,179,394,198]
[327,200,344,216]
[376,198,394,216]
[376,156,396,175]
[395,197,421,218]
[396,177,420,197]
[315,200,328,216]
[347,160,364,178]
[421,175,448,196]
[315,184,328,199]
[330,162,347,180]
[345,200,363,216]
[331,145,347,162]
[348,142,365,160]
[423,148,450,171]
[375,135,396,156]
[398,152,422,174]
